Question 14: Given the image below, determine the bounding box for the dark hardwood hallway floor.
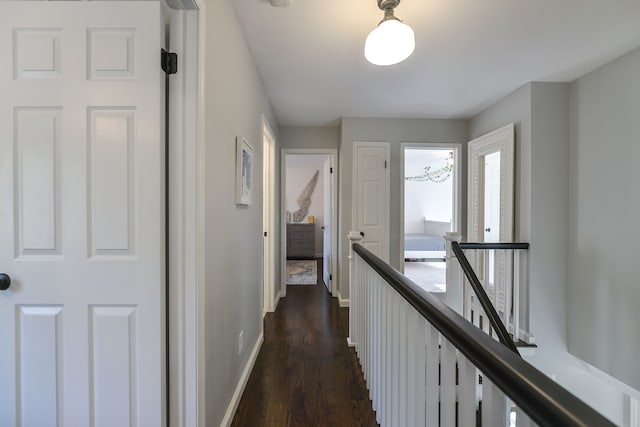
[231,259,379,426]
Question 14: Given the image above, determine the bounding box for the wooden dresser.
[286,223,315,259]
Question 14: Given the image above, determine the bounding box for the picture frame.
[235,136,254,205]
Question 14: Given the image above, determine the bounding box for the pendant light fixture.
[365,0,415,66]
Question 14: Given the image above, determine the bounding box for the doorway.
[400,144,461,295]
[467,123,515,315]
[281,149,338,299]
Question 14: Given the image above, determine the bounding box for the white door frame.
[467,124,515,320]
[399,143,462,272]
[467,123,515,243]
[280,148,339,299]
[262,117,277,313]
[167,2,206,427]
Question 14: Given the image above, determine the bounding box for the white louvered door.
[0,2,166,426]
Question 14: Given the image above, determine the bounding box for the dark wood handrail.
[352,243,615,427]
[458,242,529,250]
[450,241,519,354]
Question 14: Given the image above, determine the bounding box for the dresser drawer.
[286,223,315,259]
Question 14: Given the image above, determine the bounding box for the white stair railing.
[349,240,614,427]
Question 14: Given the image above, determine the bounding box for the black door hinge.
[330,167,333,174]
[264,231,268,237]
[384,160,388,169]
[161,49,178,75]
[329,274,333,281]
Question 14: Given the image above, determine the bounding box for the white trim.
[273,289,282,312]
[281,148,339,299]
[338,292,350,307]
[168,9,186,427]
[399,142,462,272]
[630,396,639,427]
[262,117,277,313]
[167,3,205,427]
[220,333,264,427]
[576,357,640,402]
[467,123,515,242]
[194,4,207,426]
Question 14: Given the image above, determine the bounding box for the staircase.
[348,237,615,426]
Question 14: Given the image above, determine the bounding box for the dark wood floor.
[231,259,379,426]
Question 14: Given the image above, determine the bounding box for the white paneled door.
[353,143,390,262]
[0,3,165,426]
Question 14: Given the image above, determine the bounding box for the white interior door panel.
[0,3,166,425]
[353,143,390,262]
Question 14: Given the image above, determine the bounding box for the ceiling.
[231,0,640,127]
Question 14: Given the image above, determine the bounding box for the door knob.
[360,231,365,237]
[484,227,491,232]
[0,273,10,291]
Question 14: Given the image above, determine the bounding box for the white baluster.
[495,249,502,317]
[473,292,481,330]
[458,354,477,426]
[474,249,482,284]
[481,306,491,335]
[355,258,361,359]
[406,307,426,426]
[398,298,408,427]
[505,249,514,338]
[358,257,363,357]
[384,286,393,427]
[347,231,363,348]
[445,232,463,314]
[425,324,439,427]
[484,248,491,291]
[391,292,400,426]
[440,338,457,427]
[377,274,385,420]
[372,272,379,411]
[482,376,510,426]
[514,407,534,427]
[513,249,521,343]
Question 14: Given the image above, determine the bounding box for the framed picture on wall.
[235,136,254,205]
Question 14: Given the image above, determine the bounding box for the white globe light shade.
[364,19,415,66]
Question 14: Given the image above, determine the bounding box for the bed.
[404,219,450,262]
[404,233,446,251]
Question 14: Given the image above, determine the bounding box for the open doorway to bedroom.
[281,149,338,299]
[401,145,460,296]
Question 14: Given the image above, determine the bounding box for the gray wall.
[202,0,279,423]
[339,118,468,299]
[279,126,340,149]
[568,47,640,391]
[470,82,626,424]
[469,84,532,242]
[470,82,571,359]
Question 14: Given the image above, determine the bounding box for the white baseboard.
[273,289,282,311]
[347,337,356,347]
[337,291,349,307]
[220,332,264,427]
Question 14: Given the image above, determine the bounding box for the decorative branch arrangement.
[292,170,319,223]
[405,152,453,183]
